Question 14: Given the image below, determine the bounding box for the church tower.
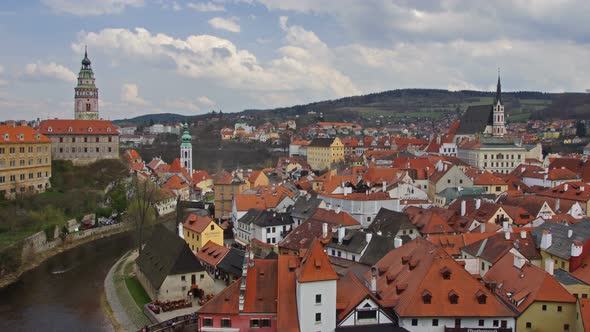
[180,123,193,177]
[74,47,99,120]
[492,71,506,137]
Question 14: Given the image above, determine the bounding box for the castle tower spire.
[495,68,502,105]
[75,47,99,120]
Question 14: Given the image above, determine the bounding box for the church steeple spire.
[495,68,502,105]
[75,47,99,120]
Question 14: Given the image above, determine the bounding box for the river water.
[0,232,133,332]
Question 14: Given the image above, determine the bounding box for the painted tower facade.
[492,73,506,137]
[180,123,193,176]
[74,47,99,120]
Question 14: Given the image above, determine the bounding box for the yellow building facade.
[0,125,52,199]
[214,173,249,220]
[182,214,224,252]
[516,301,576,332]
[306,137,344,171]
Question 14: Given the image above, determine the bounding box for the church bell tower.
[180,122,193,177]
[74,46,99,120]
[492,70,506,137]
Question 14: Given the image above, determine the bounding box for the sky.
[0,0,589,121]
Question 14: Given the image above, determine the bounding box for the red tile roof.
[428,233,494,257]
[195,241,230,267]
[336,272,384,321]
[183,214,215,234]
[484,252,576,313]
[192,170,211,183]
[124,149,141,162]
[277,255,300,332]
[297,239,338,283]
[243,259,278,313]
[579,298,590,332]
[0,125,50,143]
[367,238,515,317]
[38,119,119,135]
[198,279,240,314]
[161,174,189,190]
[308,208,360,227]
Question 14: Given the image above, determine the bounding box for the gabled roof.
[428,233,494,257]
[192,170,211,183]
[290,195,323,220]
[579,298,590,332]
[360,234,409,266]
[456,105,492,135]
[183,214,216,234]
[336,272,388,322]
[536,181,590,202]
[484,252,576,313]
[195,240,230,267]
[367,238,514,317]
[530,221,590,260]
[162,174,189,190]
[308,208,360,227]
[198,279,240,314]
[136,224,205,290]
[309,137,337,147]
[0,125,50,143]
[404,207,455,235]
[297,239,338,283]
[325,228,368,254]
[216,248,244,277]
[462,232,540,263]
[277,255,300,331]
[279,219,332,253]
[239,209,294,227]
[38,119,119,135]
[369,208,415,237]
[243,259,279,313]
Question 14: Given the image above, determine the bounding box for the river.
[0,232,133,332]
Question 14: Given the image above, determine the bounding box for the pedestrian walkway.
[104,250,151,331]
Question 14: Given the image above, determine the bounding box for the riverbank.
[103,249,151,331]
[0,222,133,289]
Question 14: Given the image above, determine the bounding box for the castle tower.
[492,71,506,137]
[180,122,193,176]
[74,46,99,120]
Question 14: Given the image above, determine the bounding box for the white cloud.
[120,83,148,105]
[208,17,240,33]
[0,65,6,86]
[41,0,144,16]
[24,62,77,82]
[198,96,216,106]
[163,99,201,112]
[187,2,225,12]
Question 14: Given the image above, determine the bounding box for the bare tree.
[128,176,159,255]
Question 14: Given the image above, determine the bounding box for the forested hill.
[114,89,590,125]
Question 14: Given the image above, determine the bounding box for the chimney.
[521,167,525,173]
[377,231,382,236]
[335,205,341,214]
[178,222,184,239]
[540,230,552,250]
[568,229,573,238]
[338,227,346,244]
[382,181,387,192]
[394,236,403,249]
[572,242,583,257]
[475,199,481,209]
[366,232,373,243]
[564,183,568,191]
[504,231,510,240]
[555,198,561,212]
[480,223,486,233]
[544,258,554,275]
[461,200,466,216]
[520,231,527,239]
[502,221,509,232]
[582,186,586,191]
[513,255,525,269]
[370,266,377,294]
[322,223,328,239]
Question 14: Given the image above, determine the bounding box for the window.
[261,319,271,327]
[412,319,418,326]
[564,324,570,331]
[315,294,322,304]
[542,304,547,311]
[558,306,562,312]
[181,276,185,281]
[250,319,260,328]
[211,224,214,230]
[583,294,588,299]
[315,313,322,323]
[479,320,485,327]
[496,186,501,192]
[203,318,213,326]
[432,319,439,326]
[96,137,100,142]
[357,309,377,320]
[19,147,24,153]
[526,322,532,329]
[493,320,499,327]
[221,319,231,328]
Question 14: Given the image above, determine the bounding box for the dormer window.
[422,290,432,304]
[47,127,52,133]
[88,127,93,133]
[18,134,24,141]
[68,127,73,132]
[440,267,451,280]
[476,290,487,304]
[3,134,8,140]
[449,290,459,304]
[107,127,111,133]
